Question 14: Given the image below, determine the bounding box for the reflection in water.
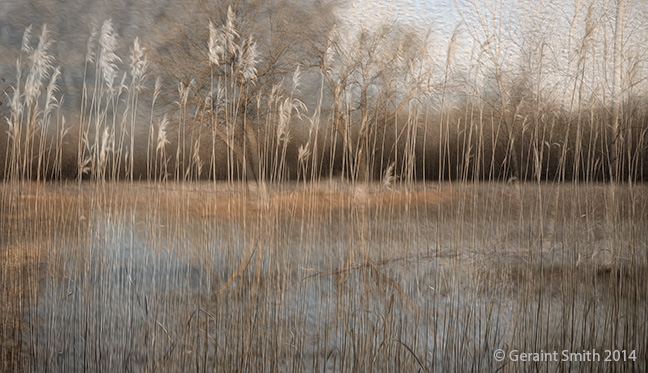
[24,184,647,371]
[31,212,213,370]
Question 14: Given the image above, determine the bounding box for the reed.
[1,1,647,371]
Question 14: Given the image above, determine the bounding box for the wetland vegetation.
[1,0,647,371]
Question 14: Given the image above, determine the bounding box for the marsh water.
[2,182,647,371]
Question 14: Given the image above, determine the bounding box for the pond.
[2,182,646,371]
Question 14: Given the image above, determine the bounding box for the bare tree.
[318,18,435,183]
[152,0,336,182]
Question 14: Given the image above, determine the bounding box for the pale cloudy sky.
[0,0,477,107]
[3,0,646,104]
[345,0,460,34]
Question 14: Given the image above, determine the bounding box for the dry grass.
[2,181,455,221]
[0,240,46,371]
[1,2,647,370]
[1,180,646,371]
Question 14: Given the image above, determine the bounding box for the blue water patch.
[27,211,214,371]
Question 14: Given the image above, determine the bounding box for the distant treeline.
[1,0,647,183]
[1,99,646,182]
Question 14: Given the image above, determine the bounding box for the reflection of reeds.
[1,181,646,371]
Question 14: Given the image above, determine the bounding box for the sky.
[0,0,462,58]
[0,0,462,102]
[346,0,457,24]
[3,0,647,107]
[346,0,460,33]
